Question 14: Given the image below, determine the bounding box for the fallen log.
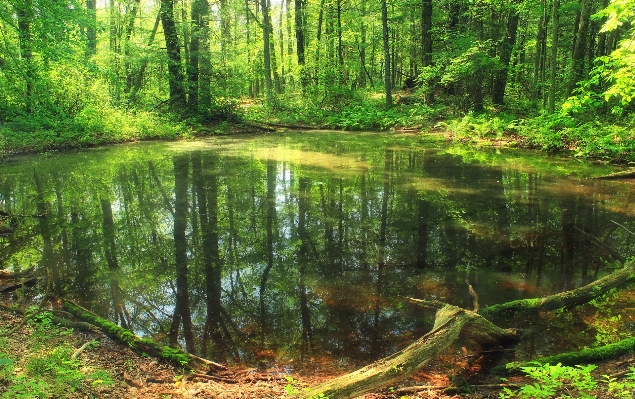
[495,337,635,374]
[293,304,519,399]
[480,261,635,318]
[61,299,226,371]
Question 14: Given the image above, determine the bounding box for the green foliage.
[500,363,635,399]
[0,311,114,399]
[500,363,597,399]
[602,367,635,398]
[447,113,518,140]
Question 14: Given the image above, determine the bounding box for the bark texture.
[294,305,519,399]
[481,261,635,317]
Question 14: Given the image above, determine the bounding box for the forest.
[0,0,634,160]
[3,0,635,398]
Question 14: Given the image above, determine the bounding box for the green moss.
[495,338,635,374]
[62,301,195,368]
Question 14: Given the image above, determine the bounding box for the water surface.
[1,132,634,370]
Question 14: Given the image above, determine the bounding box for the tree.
[381,0,392,107]
[160,0,187,110]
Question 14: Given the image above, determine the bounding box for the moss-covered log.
[61,300,226,371]
[294,304,519,399]
[481,261,635,318]
[495,337,635,374]
[594,169,635,179]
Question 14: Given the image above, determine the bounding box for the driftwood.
[293,304,519,399]
[61,299,226,371]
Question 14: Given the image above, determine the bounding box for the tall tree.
[567,0,592,96]
[160,0,187,110]
[492,10,520,106]
[261,0,274,102]
[548,0,560,113]
[381,0,392,107]
[86,0,97,57]
[16,0,34,112]
[295,0,307,87]
[421,0,433,103]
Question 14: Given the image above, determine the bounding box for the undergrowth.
[500,363,635,399]
[0,310,115,398]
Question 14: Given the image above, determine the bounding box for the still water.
[1,132,634,370]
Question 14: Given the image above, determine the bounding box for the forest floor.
[1,306,632,399]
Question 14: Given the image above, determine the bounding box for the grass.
[0,311,115,399]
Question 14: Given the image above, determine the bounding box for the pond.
[1,131,635,372]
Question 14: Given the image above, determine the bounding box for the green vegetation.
[0,311,115,399]
[500,363,635,399]
[1,0,635,161]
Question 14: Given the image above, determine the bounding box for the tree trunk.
[199,0,212,109]
[128,12,161,101]
[567,0,591,96]
[381,0,392,107]
[86,0,97,57]
[261,0,274,102]
[160,0,187,110]
[492,11,520,106]
[548,0,560,114]
[16,0,34,113]
[294,305,519,399]
[532,2,546,102]
[481,261,635,317]
[188,0,203,110]
[421,0,433,103]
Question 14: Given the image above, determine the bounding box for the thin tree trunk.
[421,0,433,103]
[189,0,203,110]
[261,0,274,102]
[381,0,392,107]
[16,0,34,113]
[128,12,161,100]
[548,0,560,113]
[567,0,591,96]
[532,2,546,102]
[86,0,97,57]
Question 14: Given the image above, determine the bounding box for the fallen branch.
[192,373,238,384]
[60,299,226,371]
[394,383,520,394]
[71,340,97,360]
[481,261,635,318]
[495,337,635,374]
[294,305,519,399]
